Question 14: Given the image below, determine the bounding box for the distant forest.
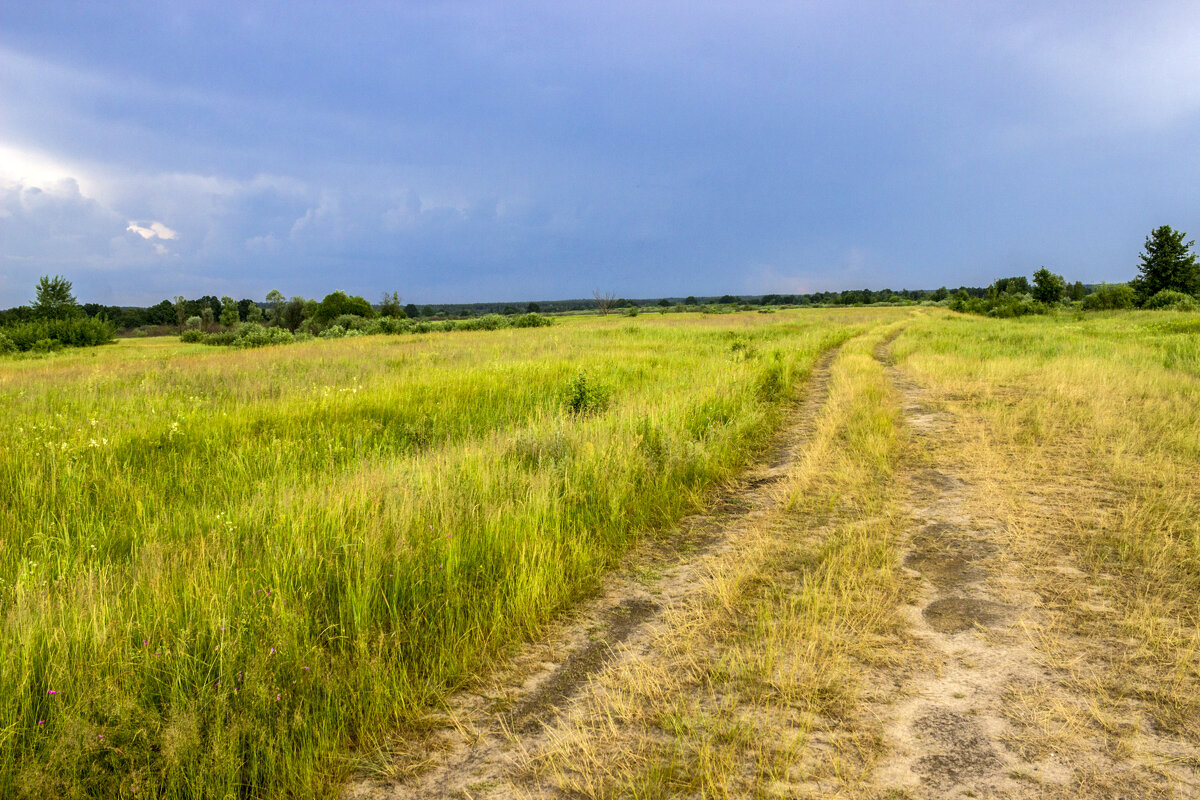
[0,287,990,332]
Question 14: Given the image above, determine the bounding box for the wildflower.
[37,721,44,725]
[47,690,58,695]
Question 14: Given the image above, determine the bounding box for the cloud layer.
[2,2,1198,306]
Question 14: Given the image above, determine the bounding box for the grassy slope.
[0,310,875,799]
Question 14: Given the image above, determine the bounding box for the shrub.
[232,324,295,348]
[457,314,508,331]
[185,316,202,330]
[330,314,369,331]
[1,317,116,351]
[562,370,610,415]
[0,332,16,354]
[1082,283,1137,310]
[364,316,415,335]
[1144,290,1199,311]
[180,329,205,343]
[319,325,346,339]
[512,313,552,328]
[31,338,62,353]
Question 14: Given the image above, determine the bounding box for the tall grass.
[0,311,870,798]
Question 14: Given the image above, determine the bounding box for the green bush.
[1,317,116,351]
[0,332,15,354]
[31,338,61,353]
[512,313,552,328]
[180,329,206,343]
[365,316,415,335]
[1082,283,1137,310]
[562,370,610,415]
[330,314,369,331]
[949,292,1048,318]
[1144,290,1199,311]
[232,323,295,348]
[457,314,508,331]
[319,325,346,339]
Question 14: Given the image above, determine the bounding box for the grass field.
[3,307,1198,798]
[0,310,874,798]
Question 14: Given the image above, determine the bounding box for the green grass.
[0,309,885,799]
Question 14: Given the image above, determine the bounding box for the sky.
[2,1,1200,307]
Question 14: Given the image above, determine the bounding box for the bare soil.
[868,341,1199,799]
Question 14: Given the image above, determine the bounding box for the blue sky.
[2,1,1199,306]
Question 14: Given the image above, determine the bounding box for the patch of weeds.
[562,370,611,415]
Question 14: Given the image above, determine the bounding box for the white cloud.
[126,220,178,240]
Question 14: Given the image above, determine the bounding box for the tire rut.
[343,344,844,799]
[871,336,1065,797]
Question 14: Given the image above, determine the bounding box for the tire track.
[343,344,844,799]
[870,335,1068,797]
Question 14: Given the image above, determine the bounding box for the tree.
[1082,283,1136,310]
[526,301,541,313]
[200,307,215,331]
[990,276,1030,296]
[315,291,375,323]
[379,291,404,317]
[404,303,420,319]
[1067,281,1086,302]
[1134,225,1198,301]
[1031,267,1066,304]
[32,275,80,320]
[593,290,616,316]
[279,297,306,331]
[174,296,187,331]
[219,296,239,327]
[265,289,285,325]
[685,296,697,306]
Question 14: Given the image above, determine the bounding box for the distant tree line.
[3,224,1196,353]
[952,225,1199,317]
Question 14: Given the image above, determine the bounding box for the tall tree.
[1031,267,1065,304]
[265,289,284,325]
[32,275,80,320]
[219,296,239,327]
[379,291,403,317]
[1134,225,1199,300]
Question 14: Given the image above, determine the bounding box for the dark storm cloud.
[2,1,1199,305]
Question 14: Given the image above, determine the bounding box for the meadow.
[3,306,1198,799]
[0,310,868,798]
